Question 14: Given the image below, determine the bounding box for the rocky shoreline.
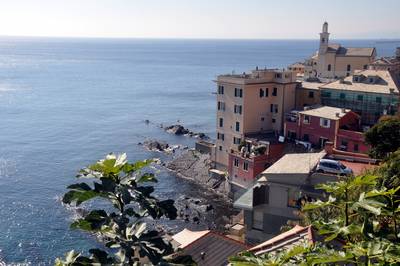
[166,149,229,196]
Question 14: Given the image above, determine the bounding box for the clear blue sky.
[0,0,399,39]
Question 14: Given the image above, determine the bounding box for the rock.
[143,140,169,151]
[144,119,150,124]
[165,124,189,135]
[166,150,229,194]
[164,124,209,139]
[206,204,214,212]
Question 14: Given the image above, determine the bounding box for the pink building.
[284,106,369,154]
[227,133,284,198]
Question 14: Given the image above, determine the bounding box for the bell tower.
[319,22,329,55]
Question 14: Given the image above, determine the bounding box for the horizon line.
[0,34,399,42]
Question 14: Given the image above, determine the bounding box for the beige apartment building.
[304,22,376,80]
[214,68,297,168]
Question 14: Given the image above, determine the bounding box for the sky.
[0,0,399,39]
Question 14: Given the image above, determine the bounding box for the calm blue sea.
[0,37,398,265]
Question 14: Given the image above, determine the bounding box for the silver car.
[316,159,353,176]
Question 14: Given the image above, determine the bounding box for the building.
[369,47,400,74]
[284,106,369,153]
[214,68,297,169]
[228,132,285,199]
[171,229,248,266]
[234,151,335,243]
[295,81,323,109]
[320,69,400,125]
[287,62,305,76]
[304,22,376,80]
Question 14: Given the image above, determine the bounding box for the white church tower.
[319,22,329,55]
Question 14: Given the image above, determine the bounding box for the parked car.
[316,159,353,176]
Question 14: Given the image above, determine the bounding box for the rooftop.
[299,106,353,120]
[261,152,325,175]
[217,68,297,85]
[327,44,375,57]
[172,229,210,248]
[371,56,400,65]
[179,231,248,266]
[300,81,325,90]
[320,69,400,94]
[249,225,314,255]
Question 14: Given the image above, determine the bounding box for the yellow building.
[304,22,376,80]
[214,68,297,168]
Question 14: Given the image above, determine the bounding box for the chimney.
[390,88,395,94]
[335,112,340,117]
[341,108,346,113]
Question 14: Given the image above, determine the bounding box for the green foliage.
[57,153,193,265]
[365,116,400,159]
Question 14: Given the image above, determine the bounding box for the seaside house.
[284,106,369,154]
[320,69,400,125]
[228,132,285,199]
[304,22,376,80]
[214,68,297,169]
[233,151,336,243]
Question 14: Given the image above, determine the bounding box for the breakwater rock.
[164,124,209,140]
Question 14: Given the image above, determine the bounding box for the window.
[265,88,269,97]
[376,97,382,103]
[234,105,242,114]
[217,132,224,141]
[320,118,331,128]
[235,122,240,132]
[308,91,314,98]
[275,73,282,78]
[354,143,359,152]
[261,117,265,121]
[347,64,351,71]
[272,87,278,96]
[270,104,278,113]
[234,158,239,167]
[369,77,374,83]
[259,88,264,98]
[217,101,225,111]
[243,162,249,171]
[303,115,310,124]
[327,64,331,71]
[340,93,346,99]
[233,137,241,145]
[303,134,309,141]
[234,88,243,98]
[321,91,331,98]
[219,118,223,127]
[363,64,368,70]
[272,118,276,123]
[357,95,363,101]
[217,85,224,94]
[219,146,222,151]
[354,76,359,82]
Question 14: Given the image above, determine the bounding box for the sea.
[0,37,398,265]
